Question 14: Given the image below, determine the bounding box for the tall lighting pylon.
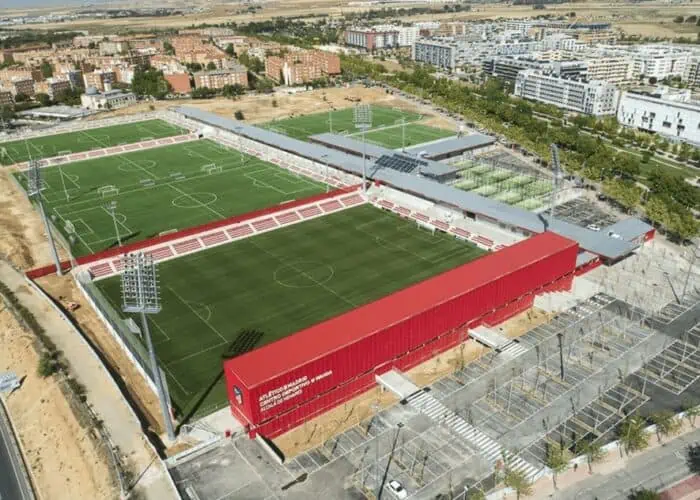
[121,253,176,441]
[26,160,63,276]
[549,143,561,221]
[353,104,372,195]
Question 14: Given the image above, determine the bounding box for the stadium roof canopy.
[403,133,496,158]
[309,132,390,159]
[176,106,641,260]
[602,218,654,242]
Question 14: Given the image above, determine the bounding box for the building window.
[662,121,671,128]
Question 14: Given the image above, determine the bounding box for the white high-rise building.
[618,87,700,145]
[514,70,620,116]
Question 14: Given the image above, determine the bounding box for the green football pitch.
[351,123,455,149]
[95,205,485,418]
[263,105,423,141]
[0,119,186,166]
[14,139,324,256]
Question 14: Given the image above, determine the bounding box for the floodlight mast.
[121,253,176,441]
[27,160,63,276]
[549,143,561,221]
[105,200,122,247]
[353,104,372,195]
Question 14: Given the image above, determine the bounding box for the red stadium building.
[224,231,578,438]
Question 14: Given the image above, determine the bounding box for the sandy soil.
[35,274,164,434]
[274,387,399,459]
[98,86,429,125]
[500,308,554,339]
[0,170,69,270]
[0,309,117,500]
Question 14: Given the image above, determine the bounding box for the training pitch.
[352,123,454,149]
[0,119,185,166]
[15,139,324,256]
[95,205,485,418]
[263,105,423,141]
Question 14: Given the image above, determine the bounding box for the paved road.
[0,399,33,500]
[553,427,700,500]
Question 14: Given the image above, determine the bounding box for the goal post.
[57,150,72,156]
[201,163,222,174]
[417,220,436,235]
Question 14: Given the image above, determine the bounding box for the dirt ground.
[35,274,164,435]
[0,309,117,500]
[273,307,549,459]
[0,170,69,271]
[97,86,434,126]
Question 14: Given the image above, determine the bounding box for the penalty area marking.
[274,260,335,289]
[117,159,158,173]
[171,192,218,209]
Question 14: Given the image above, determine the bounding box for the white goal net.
[98,185,119,197]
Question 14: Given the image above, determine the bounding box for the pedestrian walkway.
[407,390,540,481]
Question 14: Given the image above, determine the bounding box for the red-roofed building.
[224,231,578,438]
[164,73,192,94]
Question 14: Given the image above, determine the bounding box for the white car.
[587,224,601,232]
[388,479,408,499]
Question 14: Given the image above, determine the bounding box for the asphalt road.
[0,399,33,500]
[553,427,700,500]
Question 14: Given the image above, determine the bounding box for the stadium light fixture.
[26,159,63,276]
[353,104,372,194]
[121,252,176,441]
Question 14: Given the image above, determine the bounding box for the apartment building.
[632,48,690,80]
[265,50,340,85]
[585,56,634,84]
[344,27,399,51]
[683,56,700,88]
[193,65,248,89]
[83,70,115,92]
[65,69,84,89]
[0,89,13,106]
[482,56,586,84]
[514,70,619,116]
[11,78,35,98]
[618,87,700,145]
[46,77,71,99]
[164,73,192,94]
[413,39,457,69]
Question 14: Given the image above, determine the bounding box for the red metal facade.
[223,232,578,438]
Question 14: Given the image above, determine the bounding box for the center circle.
[274,261,334,288]
[172,192,217,208]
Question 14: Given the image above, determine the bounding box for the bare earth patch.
[0,309,117,500]
[36,274,164,434]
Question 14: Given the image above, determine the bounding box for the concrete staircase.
[407,390,540,481]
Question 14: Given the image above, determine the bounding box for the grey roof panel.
[309,133,391,158]
[602,218,654,241]
[403,133,496,157]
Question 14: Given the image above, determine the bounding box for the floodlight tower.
[27,160,63,276]
[105,200,122,247]
[549,143,561,220]
[321,153,330,193]
[353,104,372,194]
[682,240,699,301]
[121,253,176,441]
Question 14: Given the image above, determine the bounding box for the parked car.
[388,480,408,499]
[587,224,601,232]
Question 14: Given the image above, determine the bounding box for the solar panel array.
[375,153,429,174]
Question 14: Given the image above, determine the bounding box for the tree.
[683,400,700,427]
[673,15,685,23]
[225,43,235,57]
[649,76,658,85]
[628,489,661,500]
[687,15,698,23]
[37,351,58,377]
[0,105,14,125]
[272,98,278,108]
[234,110,245,120]
[603,180,643,213]
[131,66,171,99]
[13,93,28,103]
[687,443,700,474]
[618,415,649,455]
[54,88,81,106]
[545,442,570,489]
[254,77,274,93]
[163,41,175,55]
[577,439,605,474]
[35,93,51,107]
[466,489,486,500]
[191,87,216,99]
[651,411,681,443]
[40,60,53,79]
[88,41,96,49]
[503,468,533,499]
[206,61,217,71]
[222,83,246,99]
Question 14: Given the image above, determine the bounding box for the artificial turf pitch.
[95,205,485,418]
[14,139,324,256]
[0,119,186,166]
[353,123,455,149]
[263,105,423,141]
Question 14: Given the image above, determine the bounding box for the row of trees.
[481,407,699,500]
[340,56,700,240]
